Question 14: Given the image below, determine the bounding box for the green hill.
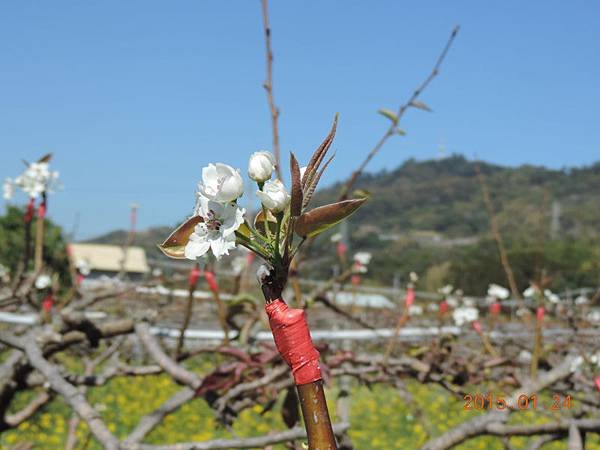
[86,156,600,294]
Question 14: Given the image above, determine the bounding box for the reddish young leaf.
[158,215,203,259]
[289,152,303,216]
[295,198,366,238]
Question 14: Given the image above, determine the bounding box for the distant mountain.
[315,155,600,240]
[86,155,600,293]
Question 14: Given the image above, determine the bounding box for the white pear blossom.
[523,285,540,298]
[463,297,476,307]
[446,296,459,307]
[409,272,419,283]
[575,295,589,305]
[256,179,290,213]
[587,310,600,322]
[3,178,14,200]
[152,268,163,277]
[409,304,423,316]
[75,258,91,276]
[330,233,343,243]
[570,355,584,373]
[248,151,275,182]
[487,283,510,300]
[353,252,372,266]
[35,274,52,290]
[438,284,454,296]
[517,350,532,364]
[452,306,478,326]
[185,194,245,260]
[544,289,560,304]
[198,163,244,203]
[14,162,60,199]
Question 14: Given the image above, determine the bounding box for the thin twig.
[339,26,460,201]
[261,0,282,179]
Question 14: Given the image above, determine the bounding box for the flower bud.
[256,179,290,213]
[248,151,275,182]
[199,163,244,203]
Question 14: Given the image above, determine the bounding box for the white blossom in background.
[517,350,532,364]
[256,179,290,213]
[544,289,560,304]
[516,307,530,317]
[587,310,600,322]
[75,258,91,276]
[463,297,476,307]
[13,162,60,199]
[248,151,275,182]
[575,295,589,305]
[438,284,453,296]
[352,263,367,274]
[589,352,600,367]
[487,283,510,300]
[152,268,163,277]
[409,304,423,316]
[185,194,245,260]
[353,252,372,266]
[330,233,342,243]
[198,163,244,203]
[35,274,52,290]
[3,178,14,200]
[452,306,478,326]
[231,255,247,275]
[570,355,584,373]
[446,296,459,307]
[523,285,539,298]
[409,272,419,283]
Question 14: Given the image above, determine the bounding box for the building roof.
[69,243,150,274]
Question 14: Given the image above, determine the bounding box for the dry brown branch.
[135,322,202,389]
[22,334,120,450]
[131,422,349,450]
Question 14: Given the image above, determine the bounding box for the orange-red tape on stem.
[204,270,218,293]
[265,299,322,385]
[25,198,35,223]
[37,201,46,219]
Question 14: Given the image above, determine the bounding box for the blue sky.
[1,1,598,238]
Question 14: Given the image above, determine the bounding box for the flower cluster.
[4,156,60,200]
[161,116,367,293]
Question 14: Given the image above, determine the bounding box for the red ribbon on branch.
[265,299,321,385]
[594,376,600,392]
[42,294,54,313]
[439,300,449,315]
[204,270,218,293]
[472,320,483,334]
[37,201,46,219]
[489,302,501,315]
[24,198,35,223]
[188,266,201,287]
[536,306,545,322]
[405,287,415,307]
[336,241,347,259]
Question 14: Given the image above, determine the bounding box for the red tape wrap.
[204,271,218,293]
[24,198,35,223]
[37,201,46,219]
[265,299,322,385]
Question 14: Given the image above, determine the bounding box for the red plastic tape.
[265,299,322,385]
[188,266,201,287]
[536,306,545,321]
[472,320,483,334]
[439,300,449,315]
[37,201,46,219]
[595,376,600,392]
[25,198,35,223]
[489,302,501,315]
[405,287,415,307]
[42,295,54,313]
[204,270,218,293]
